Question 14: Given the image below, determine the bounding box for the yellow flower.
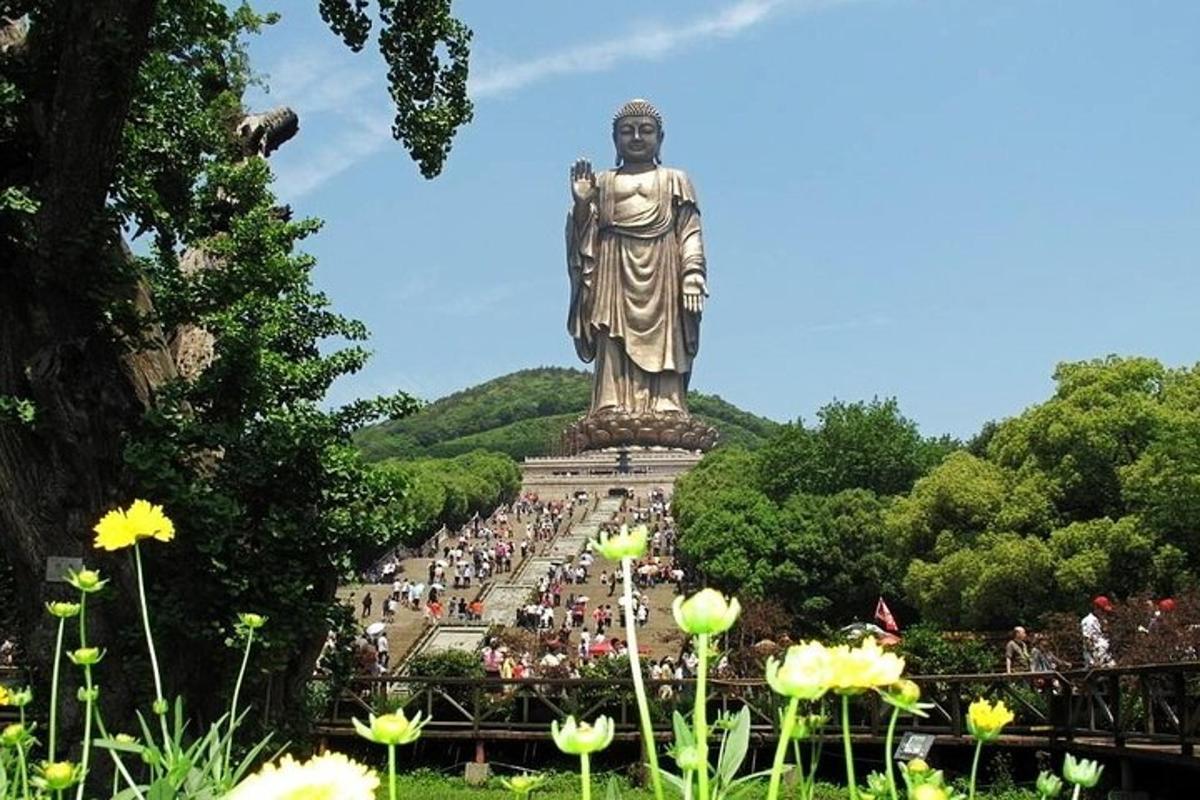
[765,641,832,700]
[672,588,741,636]
[593,524,648,561]
[551,715,615,755]
[352,710,427,746]
[0,685,11,706]
[227,752,378,800]
[36,761,81,791]
[827,638,906,694]
[93,499,175,551]
[966,698,1014,742]
[907,758,930,774]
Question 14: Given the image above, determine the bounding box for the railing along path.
[313,661,1200,765]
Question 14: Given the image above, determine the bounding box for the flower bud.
[77,686,100,702]
[66,568,107,594]
[672,589,740,636]
[593,525,648,561]
[673,744,704,772]
[500,773,548,797]
[353,711,427,746]
[38,761,80,791]
[907,758,930,774]
[68,646,104,666]
[237,612,268,631]
[911,785,947,800]
[1062,754,1103,788]
[46,601,81,619]
[1036,770,1064,798]
[152,698,169,716]
[550,715,615,755]
[1,723,25,746]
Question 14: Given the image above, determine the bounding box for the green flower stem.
[968,739,983,800]
[225,628,255,783]
[767,696,800,800]
[134,544,171,752]
[884,704,901,800]
[94,714,146,800]
[695,632,711,800]
[388,743,397,800]
[580,753,592,800]
[807,733,824,800]
[1070,786,1081,800]
[621,556,664,800]
[792,740,805,800]
[75,593,94,800]
[841,695,858,800]
[49,615,66,761]
[683,769,694,800]
[18,703,30,799]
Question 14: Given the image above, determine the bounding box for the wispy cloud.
[268,0,846,197]
[469,0,795,98]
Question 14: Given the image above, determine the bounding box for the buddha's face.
[613,115,662,165]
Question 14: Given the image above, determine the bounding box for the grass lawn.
[377,771,1040,799]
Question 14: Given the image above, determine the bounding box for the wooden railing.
[314,662,1200,759]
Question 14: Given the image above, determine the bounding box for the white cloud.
[469,0,793,98]
[268,0,851,197]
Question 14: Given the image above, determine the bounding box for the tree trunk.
[0,0,160,734]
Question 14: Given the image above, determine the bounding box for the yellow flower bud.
[68,646,104,666]
[66,568,107,593]
[1,723,25,746]
[672,589,740,636]
[38,761,80,791]
[353,711,427,746]
[550,715,615,755]
[46,601,81,619]
[237,612,268,631]
[593,524,648,561]
[911,784,947,800]
[1062,754,1103,788]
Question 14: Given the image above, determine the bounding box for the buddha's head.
[612,98,663,166]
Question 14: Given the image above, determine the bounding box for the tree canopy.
[676,359,1200,633]
[0,0,475,725]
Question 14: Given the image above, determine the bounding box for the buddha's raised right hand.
[570,157,597,206]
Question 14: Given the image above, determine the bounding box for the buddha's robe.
[566,167,706,415]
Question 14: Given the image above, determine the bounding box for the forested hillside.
[354,367,779,461]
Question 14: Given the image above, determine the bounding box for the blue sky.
[244,0,1200,439]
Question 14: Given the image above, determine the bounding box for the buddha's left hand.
[682,274,708,314]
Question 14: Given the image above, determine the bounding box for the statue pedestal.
[521,449,704,497]
[561,410,718,453]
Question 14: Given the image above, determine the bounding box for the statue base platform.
[561,410,718,453]
[521,449,704,497]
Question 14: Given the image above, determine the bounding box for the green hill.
[354,367,779,461]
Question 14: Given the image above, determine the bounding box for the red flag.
[875,597,899,633]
